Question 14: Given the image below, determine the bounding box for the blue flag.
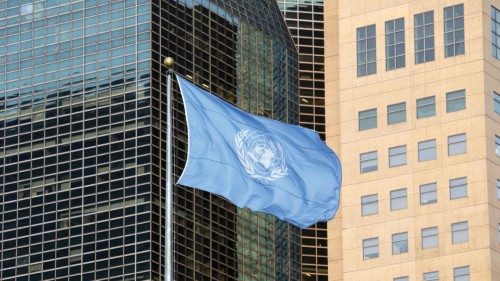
[176,75,342,228]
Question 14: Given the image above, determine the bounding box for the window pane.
[415,11,435,63]
[492,6,500,60]
[497,179,500,200]
[392,232,408,254]
[390,188,407,211]
[444,4,465,57]
[385,18,405,70]
[422,227,438,249]
[394,277,409,281]
[450,177,468,199]
[387,102,406,124]
[494,92,500,114]
[453,266,470,281]
[452,221,469,244]
[447,89,466,112]
[417,96,436,118]
[389,145,407,167]
[363,237,379,259]
[361,194,378,216]
[359,108,377,130]
[360,151,378,173]
[448,133,467,156]
[357,24,377,76]
[418,139,436,161]
[424,271,439,281]
[496,135,500,157]
[420,182,437,205]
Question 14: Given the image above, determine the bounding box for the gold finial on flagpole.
[163,57,174,69]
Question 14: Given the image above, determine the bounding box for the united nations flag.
[176,76,342,228]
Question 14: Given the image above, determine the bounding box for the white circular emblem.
[234,129,288,184]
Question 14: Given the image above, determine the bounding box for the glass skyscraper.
[0,0,300,280]
[276,1,328,280]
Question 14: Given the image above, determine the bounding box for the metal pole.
[163,57,174,281]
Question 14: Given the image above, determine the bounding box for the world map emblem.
[234,129,288,184]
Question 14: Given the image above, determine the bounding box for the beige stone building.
[325,0,500,280]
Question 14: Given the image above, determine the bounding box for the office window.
[363,237,379,260]
[389,145,407,167]
[392,232,408,255]
[453,266,470,281]
[361,194,378,216]
[359,108,377,131]
[496,135,500,156]
[420,182,437,205]
[387,102,406,125]
[452,221,469,244]
[394,277,409,281]
[360,151,378,173]
[415,11,435,64]
[444,4,465,57]
[497,179,500,199]
[418,139,437,162]
[385,18,405,70]
[448,133,467,156]
[450,177,468,199]
[446,90,466,112]
[357,24,377,76]
[390,188,407,211]
[424,271,439,281]
[422,227,439,249]
[494,92,500,114]
[492,6,500,59]
[417,96,436,118]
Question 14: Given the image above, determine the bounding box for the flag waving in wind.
[176,75,342,228]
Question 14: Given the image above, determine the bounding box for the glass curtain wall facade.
[0,0,300,280]
[276,1,328,281]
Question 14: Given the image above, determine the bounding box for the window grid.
[415,11,435,64]
[422,227,439,249]
[417,96,436,119]
[424,271,439,281]
[361,194,378,216]
[492,6,500,59]
[450,177,468,200]
[448,133,467,156]
[418,139,437,162]
[452,221,469,244]
[444,4,465,57]
[387,102,406,125]
[392,232,408,255]
[385,18,405,70]
[389,145,407,167]
[390,188,407,211]
[362,237,379,260]
[446,89,466,112]
[360,151,378,173]
[420,182,437,205]
[453,266,470,281]
[357,24,377,77]
[359,108,377,131]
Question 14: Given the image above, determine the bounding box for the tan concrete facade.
[326,0,500,280]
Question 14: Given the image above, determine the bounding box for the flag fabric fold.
[176,75,342,228]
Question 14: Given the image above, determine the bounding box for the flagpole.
[163,57,174,281]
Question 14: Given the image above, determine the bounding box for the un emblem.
[235,129,288,184]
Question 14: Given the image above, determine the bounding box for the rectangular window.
[359,108,377,131]
[394,277,409,281]
[497,179,500,200]
[418,139,437,162]
[417,96,436,118]
[361,194,378,216]
[492,6,500,59]
[444,4,465,57]
[392,232,408,255]
[360,151,378,173]
[389,145,407,167]
[448,133,467,156]
[494,92,500,114]
[385,18,405,70]
[452,221,469,244]
[446,89,466,112]
[420,182,437,205]
[390,188,407,211]
[422,226,439,249]
[363,237,379,260]
[357,24,377,76]
[496,135,500,156]
[450,177,468,199]
[415,11,435,64]
[424,271,439,281]
[387,102,406,125]
[453,266,470,281]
